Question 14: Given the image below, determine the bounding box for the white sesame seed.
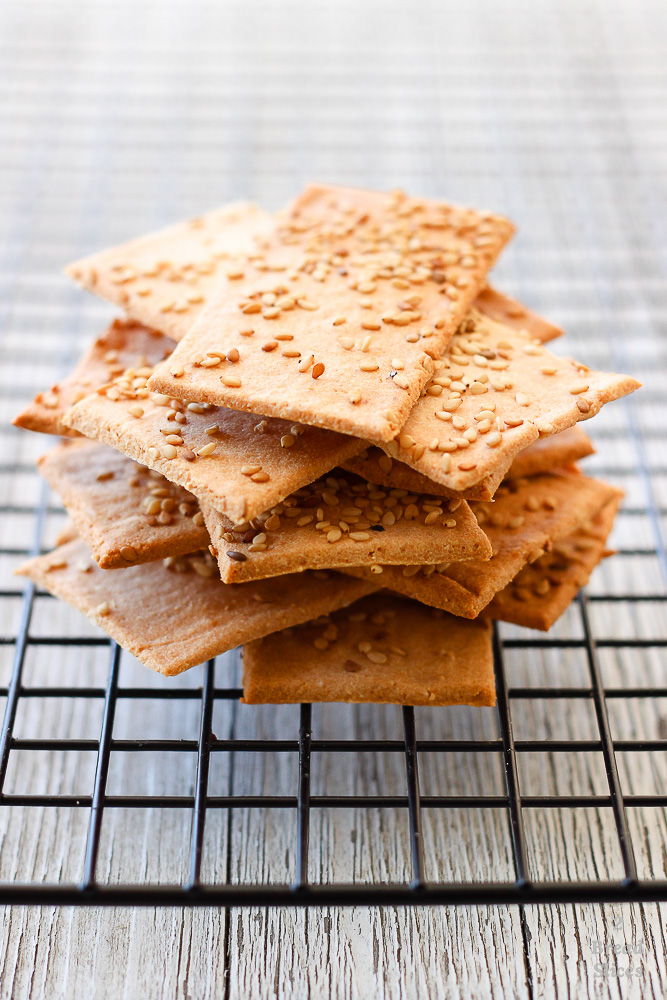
[197,442,216,457]
[220,375,242,388]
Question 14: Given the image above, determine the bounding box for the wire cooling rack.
[0,0,666,915]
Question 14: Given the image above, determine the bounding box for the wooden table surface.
[0,0,666,996]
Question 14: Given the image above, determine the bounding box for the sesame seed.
[576,398,591,413]
[569,383,589,395]
[366,651,387,664]
[393,374,409,389]
[262,341,278,352]
[128,405,144,418]
[440,454,452,472]
[281,434,295,448]
[227,348,240,362]
[348,388,362,404]
[350,531,370,541]
[241,464,262,476]
[360,362,379,372]
[540,366,557,375]
[200,356,221,367]
[120,546,138,562]
[327,528,342,542]
[485,432,502,447]
[251,472,270,483]
[161,445,177,459]
[196,442,216,457]
[192,512,205,526]
[95,602,111,616]
[468,382,487,395]
[220,375,242,388]
[535,419,555,434]
[312,362,325,379]
[226,551,247,562]
[298,355,314,372]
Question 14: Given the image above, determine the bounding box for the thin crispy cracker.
[13,320,172,437]
[16,540,379,676]
[485,495,620,630]
[342,426,594,501]
[38,440,208,568]
[61,356,365,524]
[242,593,494,706]
[475,286,563,343]
[379,308,639,495]
[202,470,491,584]
[343,472,624,618]
[146,184,514,442]
[65,203,274,342]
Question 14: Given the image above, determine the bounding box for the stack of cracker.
[15,185,640,709]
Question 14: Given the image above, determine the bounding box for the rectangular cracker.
[15,540,379,676]
[202,470,491,584]
[242,593,494,706]
[378,308,639,495]
[342,426,595,501]
[38,439,208,568]
[146,184,515,441]
[342,471,624,618]
[61,355,366,523]
[66,203,275,342]
[474,286,563,343]
[13,320,173,437]
[484,494,620,630]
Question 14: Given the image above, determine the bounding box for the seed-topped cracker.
[14,320,172,437]
[38,439,208,568]
[201,470,491,583]
[16,539,379,676]
[61,357,366,524]
[242,593,494,706]
[342,471,624,618]
[146,184,515,441]
[342,425,595,500]
[378,309,639,495]
[475,286,563,343]
[485,494,620,630]
[65,203,274,342]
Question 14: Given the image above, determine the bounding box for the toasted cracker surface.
[342,426,594,500]
[202,470,491,583]
[475,286,563,342]
[16,540,378,676]
[342,471,624,618]
[242,592,494,706]
[66,203,274,342]
[379,309,639,494]
[485,495,620,630]
[61,356,365,523]
[39,439,208,568]
[13,320,172,437]
[146,184,514,441]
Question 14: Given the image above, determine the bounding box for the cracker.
[38,439,208,568]
[201,470,491,584]
[342,471,624,618]
[15,540,379,676]
[475,286,563,343]
[378,308,639,495]
[13,320,172,436]
[485,495,620,630]
[146,184,514,442]
[65,203,274,342]
[342,426,594,501]
[242,593,494,706]
[61,356,365,524]
[506,425,594,480]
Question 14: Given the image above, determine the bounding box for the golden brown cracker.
[61,356,365,523]
[485,495,620,630]
[475,286,563,342]
[66,203,274,342]
[13,320,172,437]
[242,592,494,706]
[38,439,208,568]
[379,309,639,495]
[16,540,379,676]
[202,470,491,583]
[342,472,624,618]
[146,184,514,442]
